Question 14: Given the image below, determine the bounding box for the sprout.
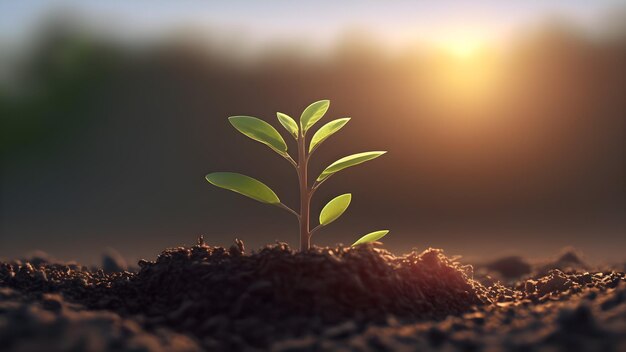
[205,100,389,250]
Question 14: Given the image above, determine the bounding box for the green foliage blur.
[0,23,119,157]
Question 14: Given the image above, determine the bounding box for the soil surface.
[1,240,624,351]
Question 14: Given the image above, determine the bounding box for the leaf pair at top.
[229,100,385,184]
[276,100,330,139]
[230,100,346,157]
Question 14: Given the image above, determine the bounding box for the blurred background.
[1,1,624,265]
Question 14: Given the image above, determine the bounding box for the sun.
[446,39,482,58]
[431,27,489,59]
[440,36,485,59]
[423,32,503,117]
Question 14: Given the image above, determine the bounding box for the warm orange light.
[441,37,484,59]
[421,32,503,123]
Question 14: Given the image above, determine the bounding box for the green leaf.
[317,151,386,181]
[229,116,288,153]
[351,230,390,246]
[300,100,330,134]
[319,193,352,226]
[309,118,350,153]
[205,172,280,204]
[277,112,299,139]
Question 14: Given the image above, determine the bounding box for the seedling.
[205,100,389,250]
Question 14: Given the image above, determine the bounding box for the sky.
[0,1,622,49]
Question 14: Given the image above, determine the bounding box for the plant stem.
[297,130,311,251]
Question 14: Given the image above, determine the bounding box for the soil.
[0,239,624,352]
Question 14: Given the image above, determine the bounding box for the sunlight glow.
[422,34,504,127]
[436,30,488,59]
[444,39,483,59]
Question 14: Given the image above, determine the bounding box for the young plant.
[205,99,389,250]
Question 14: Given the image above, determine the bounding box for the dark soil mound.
[535,249,589,276]
[1,242,624,351]
[475,248,593,284]
[0,241,488,350]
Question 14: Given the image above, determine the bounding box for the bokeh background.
[1,1,624,265]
